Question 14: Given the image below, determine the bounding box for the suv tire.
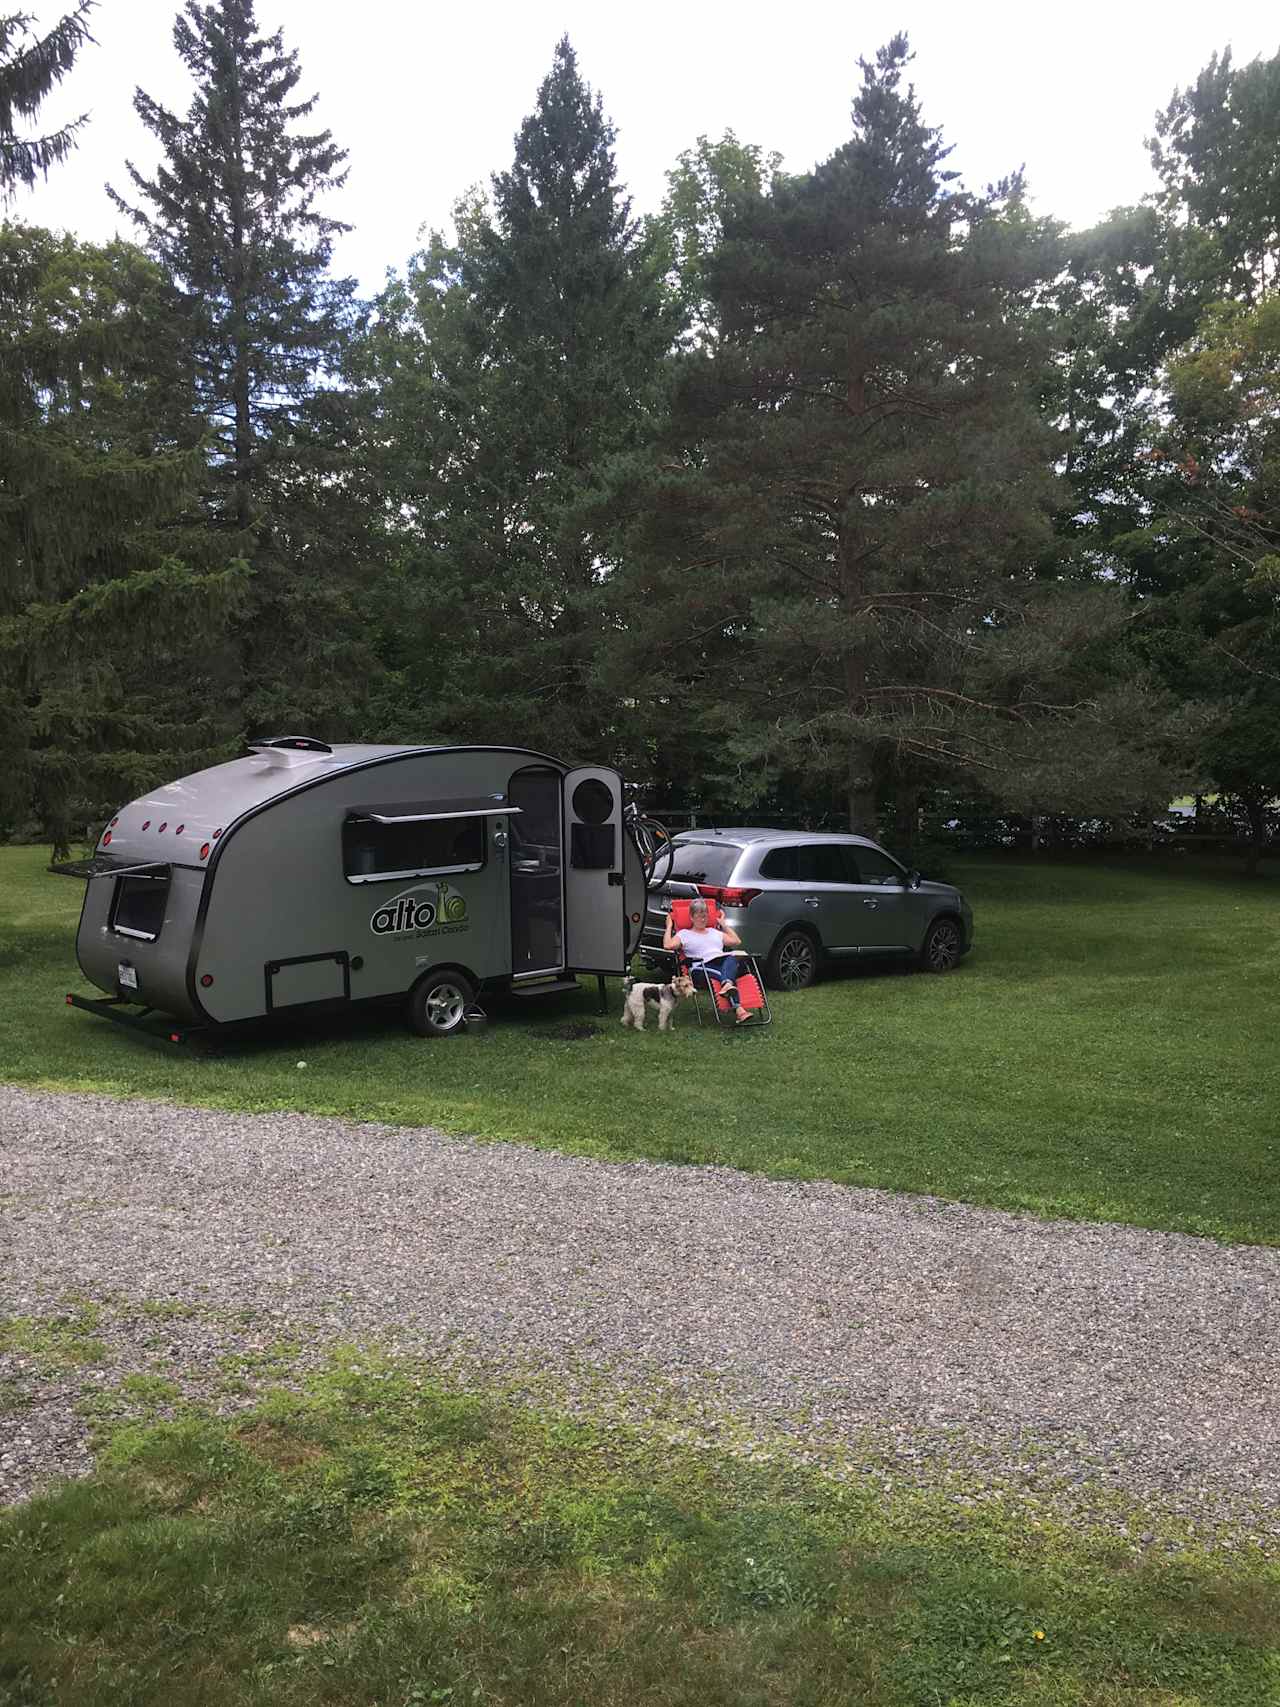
[919,917,963,974]
[765,927,820,991]
[406,970,473,1036]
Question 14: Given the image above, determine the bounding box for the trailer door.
[562,767,626,974]
[508,766,565,976]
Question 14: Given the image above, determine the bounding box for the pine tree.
[0,1,95,195]
[617,38,1160,834]
[109,0,374,738]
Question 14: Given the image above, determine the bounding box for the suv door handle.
[802,896,820,907]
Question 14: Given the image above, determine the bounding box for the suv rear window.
[796,844,852,883]
[760,846,798,880]
[667,841,742,887]
[110,872,170,940]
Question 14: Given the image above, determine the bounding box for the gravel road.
[3,1083,1279,1540]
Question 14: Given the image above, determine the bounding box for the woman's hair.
[689,897,709,918]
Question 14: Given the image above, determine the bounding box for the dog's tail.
[622,975,635,996]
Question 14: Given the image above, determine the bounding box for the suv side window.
[759,846,799,880]
[849,846,903,887]
[795,844,849,884]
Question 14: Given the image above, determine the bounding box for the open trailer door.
[562,767,626,974]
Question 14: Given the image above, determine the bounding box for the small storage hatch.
[265,952,351,1012]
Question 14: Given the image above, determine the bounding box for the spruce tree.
[1,5,245,851]
[0,1,94,195]
[109,0,373,738]
[0,225,247,851]
[366,38,678,760]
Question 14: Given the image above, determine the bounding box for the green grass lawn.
[3,1353,1278,1707]
[2,844,1278,1243]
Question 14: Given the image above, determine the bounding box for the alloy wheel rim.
[780,937,815,989]
[425,983,466,1028]
[929,925,960,970]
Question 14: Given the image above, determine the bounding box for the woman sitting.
[663,896,751,1024]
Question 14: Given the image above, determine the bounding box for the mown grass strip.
[3,845,1279,1242]
[1,1353,1277,1707]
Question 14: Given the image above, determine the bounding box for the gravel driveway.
[3,1083,1279,1541]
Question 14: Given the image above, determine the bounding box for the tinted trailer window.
[343,815,486,882]
[110,872,170,940]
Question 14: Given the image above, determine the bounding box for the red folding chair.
[667,898,771,1029]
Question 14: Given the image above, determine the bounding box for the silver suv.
[640,829,973,990]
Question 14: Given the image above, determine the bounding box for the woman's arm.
[721,923,742,949]
[663,916,680,951]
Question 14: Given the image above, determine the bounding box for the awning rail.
[348,796,521,825]
[49,857,171,881]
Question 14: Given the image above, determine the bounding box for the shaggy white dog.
[620,972,695,1032]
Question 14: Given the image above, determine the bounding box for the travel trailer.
[60,738,647,1040]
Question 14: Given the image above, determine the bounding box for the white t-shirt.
[677,925,727,964]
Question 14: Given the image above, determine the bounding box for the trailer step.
[509,977,581,998]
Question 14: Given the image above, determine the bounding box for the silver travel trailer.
[61,738,648,1041]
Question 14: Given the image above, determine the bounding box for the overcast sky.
[10,0,1280,294]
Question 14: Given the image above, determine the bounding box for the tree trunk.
[228,49,252,533]
[1243,792,1268,877]
[847,763,877,836]
[841,364,874,836]
[892,784,920,855]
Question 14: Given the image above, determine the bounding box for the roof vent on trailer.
[245,735,335,770]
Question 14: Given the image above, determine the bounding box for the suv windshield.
[667,841,742,887]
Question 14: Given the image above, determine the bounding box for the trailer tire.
[406,970,474,1037]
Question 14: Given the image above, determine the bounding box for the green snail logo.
[370,881,469,937]
[437,878,468,924]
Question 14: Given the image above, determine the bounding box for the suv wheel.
[406,970,473,1036]
[919,918,963,974]
[765,928,819,991]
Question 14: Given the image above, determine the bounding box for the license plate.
[118,963,138,990]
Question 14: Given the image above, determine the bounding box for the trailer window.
[110,873,170,940]
[343,815,486,883]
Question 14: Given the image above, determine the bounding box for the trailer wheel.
[406,970,473,1037]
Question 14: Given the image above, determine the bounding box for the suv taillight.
[698,884,761,908]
